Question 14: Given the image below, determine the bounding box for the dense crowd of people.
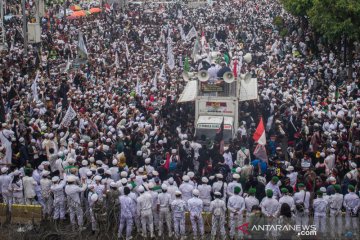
[0,0,360,239]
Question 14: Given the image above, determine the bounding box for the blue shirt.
[251,159,268,173]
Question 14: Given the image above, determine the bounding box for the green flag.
[224,52,230,65]
[184,56,190,72]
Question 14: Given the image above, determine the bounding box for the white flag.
[152,72,157,89]
[31,70,40,102]
[178,25,186,41]
[60,105,77,127]
[125,43,130,60]
[186,26,198,41]
[167,42,175,70]
[115,51,120,68]
[177,9,183,19]
[64,56,71,72]
[135,78,142,95]
[77,32,88,58]
[159,64,166,81]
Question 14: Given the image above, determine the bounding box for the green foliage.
[280,29,289,37]
[307,0,360,43]
[280,0,313,16]
[273,16,284,29]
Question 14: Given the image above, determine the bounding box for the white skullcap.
[120,171,128,178]
[52,176,60,182]
[168,177,174,184]
[110,182,117,188]
[89,157,95,162]
[112,159,118,165]
[1,167,9,173]
[187,171,195,178]
[145,158,151,164]
[105,170,111,175]
[82,160,88,166]
[86,171,93,177]
[192,189,200,196]
[138,186,145,193]
[94,175,102,181]
[42,170,50,177]
[175,190,182,196]
[121,178,128,184]
[232,173,240,179]
[90,193,99,202]
[66,176,76,182]
[216,173,223,179]
[202,177,208,183]
[161,184,168,190]
[67,158,75,164]
[152,171,159,176]
[235,167,241,173]
[182,175,190,181]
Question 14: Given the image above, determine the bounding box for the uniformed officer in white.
[187,189,204,237]
[228,186,245,239]
[244,188,259,222]
[210,191,226,240]
[136,185,155,238]
[212,174,227,201]
[171,191,187,239]
[343,184,360,231]
[64,175,87,229]
[227,173,243,198]
[293,183,310,226]
[198,177,212,211]
[179,175,194,202]
[157,184,172,237]
[50,176,66,221]
[260,189,280,238]
[313,190,328,234]
[278,188,295,212]
[329,184,343,238]
[118,187,135,240]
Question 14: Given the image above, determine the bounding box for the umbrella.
[89,8,102,13]
[70,5,82,11]
[68,10,86,18]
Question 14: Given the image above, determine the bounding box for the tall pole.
[22,0,28,55]
[0,0,4,49]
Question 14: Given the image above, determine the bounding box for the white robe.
[0,129,14,165]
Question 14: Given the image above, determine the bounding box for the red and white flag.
[253,117,266,145]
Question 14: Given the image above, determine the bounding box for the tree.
[308,0,360,64]
[280,0,313,17]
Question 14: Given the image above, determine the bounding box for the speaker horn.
[240,73,252,82]
[223,71,235,83]
[198,70,209,82]
[243,53,252,63]
[182,71,196,81]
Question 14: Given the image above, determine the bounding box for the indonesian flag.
[233,59,238,77]
[253,117,268,162]
[253,117,266,145]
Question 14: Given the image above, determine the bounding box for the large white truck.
[178,70,257,142]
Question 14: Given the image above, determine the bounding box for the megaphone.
[211,51,220,58]
[243,53,252,63]
[194,54,203,62]
[223,71,235,83]
[182,71,196,81]
[198,70,209,82]
[240,73,252,82]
